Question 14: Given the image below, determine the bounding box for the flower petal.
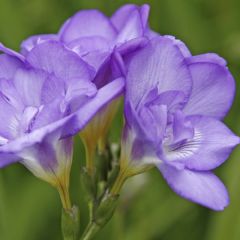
[0,153,19,168]
[163,116,239,170]
[13,68,45,106]
[20,34,58,55]
[158,164,229,211]
[126,36,192,107]
[184,62,235,119]
[59,10,117,43]
[0,43,25,62]
[115,5,149,44]
[0,93,21,139]
[0,54,24,79]
[26,41,94,82]
[61,77,125,137]
[186,53,227,66]
[111,4,150,33]
[0,77,124,154]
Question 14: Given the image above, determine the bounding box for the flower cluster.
[0,3,238,239]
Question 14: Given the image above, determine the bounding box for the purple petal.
[13,68,45,106]
[19,134,73,182]
[81,50,111,73]
[126,36,192,107]
[65,79,97,112]
[92,50,124,88]
[59,10,117,43]
[150,90,187,112]
[20,34,58,55]
[21,134,58,172]
[61,77,125,137]
[186,53,227,66]
[0,54,24,79]
[40,74,65,104]
[172,111,194,144]
[26,41,94,82]
[159,164,229,211]
[67,36,110,54]
[31,98,65,130]
[139,104,168,142]
[0,153,19,168]
[184,116,239,170]
[116,37,148,56]
[0,43,25,62]
[0,93,21,139]
[0,79,23,110]
[115,9,144,44]
[0,77,124,154]
[165,35,191,58]
[184,62,235,119]
[111,4,149,33]
[163,116,239,170]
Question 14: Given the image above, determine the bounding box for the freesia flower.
[20,4,152,165]
[122,36,239,210]
[21,4,152,72]
[0,41,124,208]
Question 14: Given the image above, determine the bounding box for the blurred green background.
[0,0,240,239]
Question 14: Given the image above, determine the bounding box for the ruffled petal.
[159,164,229,211]
[184,62,235,119]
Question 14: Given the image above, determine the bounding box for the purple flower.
[0,41,124,189]
[21,4,152,76]
[123,36,239,210]
[21,4,154,158]
[19,4,153,161]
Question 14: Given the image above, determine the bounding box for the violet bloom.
[0,41,124,205]
[123,36,239,210]
[21,4,152,74]
[20,4,153,164]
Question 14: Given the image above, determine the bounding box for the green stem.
[79,170,128,240]
[80,222,100,240]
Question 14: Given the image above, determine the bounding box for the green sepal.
[61,205,79,240]
[94,194,119,227]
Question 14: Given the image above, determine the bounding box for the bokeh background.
[0,0,240,239]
